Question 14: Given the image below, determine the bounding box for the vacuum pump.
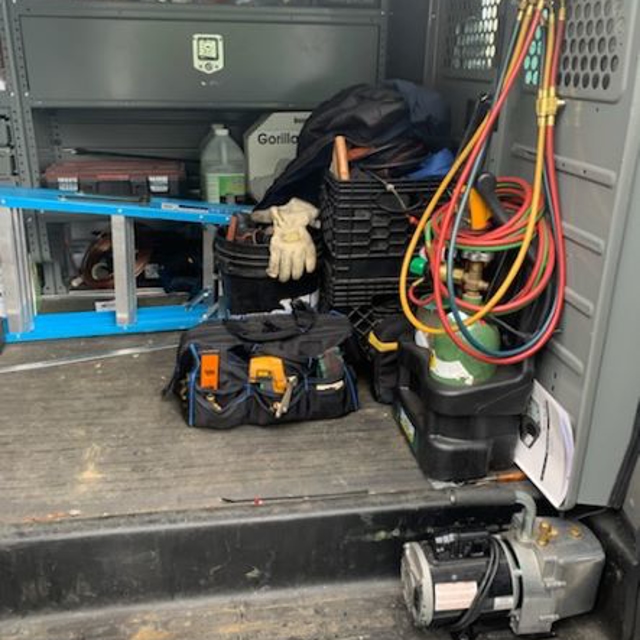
[401,491,604,636]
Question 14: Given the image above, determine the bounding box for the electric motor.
[402,514,605,636]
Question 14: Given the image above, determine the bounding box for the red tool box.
[44,159,186,197]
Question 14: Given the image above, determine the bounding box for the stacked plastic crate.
[319,173,442,343]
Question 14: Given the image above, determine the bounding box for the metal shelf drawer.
[19,6,385,108]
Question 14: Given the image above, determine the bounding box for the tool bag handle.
[223,303,317,343]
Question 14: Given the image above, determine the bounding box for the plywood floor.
[0,332,428,527]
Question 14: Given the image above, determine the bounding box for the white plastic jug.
[200,125,246,203]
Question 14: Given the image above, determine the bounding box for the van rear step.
[0,579,613,640]
[0,492,519,617]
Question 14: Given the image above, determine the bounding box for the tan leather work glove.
[251,198,318,282]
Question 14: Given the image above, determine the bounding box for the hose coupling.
[537,88,565,125]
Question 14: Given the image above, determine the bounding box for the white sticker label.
[434,581,478,612]
[95,299,116,312]
[192,34,224,75]
[144,263,160,280]
[58,177,78,192]
[398,406,416,445]
[429,353,475,386]
[493,595,515,611]
[148,175,169,193]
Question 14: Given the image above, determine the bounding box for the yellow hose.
[399,6,539,335]
[458,9,553,323]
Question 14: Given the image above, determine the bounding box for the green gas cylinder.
[416,302,442,349]
[429,307,500,386]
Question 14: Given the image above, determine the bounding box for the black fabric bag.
[166,305,359,428]
[256,80,451,209]
[368,314,413,405]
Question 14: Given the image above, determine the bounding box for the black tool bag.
[368,314,413,405]
[166,305,358,428]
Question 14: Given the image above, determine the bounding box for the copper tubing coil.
[80,228,153,289]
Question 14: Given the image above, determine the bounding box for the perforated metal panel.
[560,0,625,99]
[442,0,503,76]
[524,0,627,100]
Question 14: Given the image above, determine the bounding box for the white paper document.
[515,381,575,509]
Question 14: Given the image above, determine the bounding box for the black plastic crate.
[326,255,404,279]
[338,301,402,344]
[320,173,443,260]
[321,260,399,307]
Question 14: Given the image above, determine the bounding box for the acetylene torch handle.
[476,173,537,264]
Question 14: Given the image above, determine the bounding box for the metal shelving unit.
[0,0,389,298]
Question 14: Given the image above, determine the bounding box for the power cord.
[448,536,502,635]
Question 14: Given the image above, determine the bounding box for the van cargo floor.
[0,333,616,640]
[0,332,426,528]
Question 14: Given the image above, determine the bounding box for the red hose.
[415,214,556,316]
[429,7,563,365]
[431,223,556,316]
[430,177,535,243]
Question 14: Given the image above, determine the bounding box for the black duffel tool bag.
[166,304,359,428]
[368,314,413,405]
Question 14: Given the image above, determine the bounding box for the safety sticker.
[493,595,515,611]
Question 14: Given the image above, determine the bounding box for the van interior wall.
[489,0,640,509]
[424,0,640,509]
[386,0,430,84]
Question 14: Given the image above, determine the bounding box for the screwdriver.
[471,470,527,486]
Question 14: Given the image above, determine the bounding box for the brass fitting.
[537,521,560,547]
[537,88,566,126]
[439,264,465,285]
[548,88,567,125]
[569,525,584,540]
[465,261,490,293]
[558,0,567,22]
[517,0,529,18]
[536,89,547,126]
[439,258,490,295]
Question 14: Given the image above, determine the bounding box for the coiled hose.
[399,0,567,365]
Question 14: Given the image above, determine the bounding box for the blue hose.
[443,20,561,358]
